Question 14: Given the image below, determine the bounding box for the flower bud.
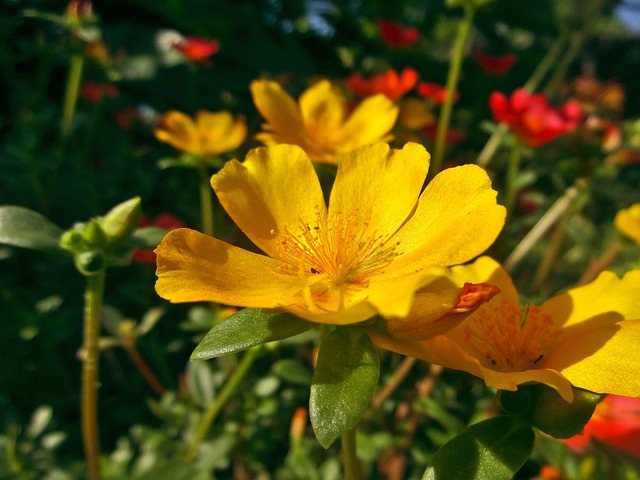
[83,218,107,248]
[74,250,106,275]
[100,197,142,245]
[59,228,86,253]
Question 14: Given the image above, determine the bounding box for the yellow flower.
[154,110,247,156]
[155,142,505,325]
[250,80,398,164]
[615,203,640,245]
[399,98,436,131]
[371,256,640,402]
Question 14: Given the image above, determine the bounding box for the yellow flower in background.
[155,142,505,324]
[250,80,398,164]
[399,97,436,131]
[371,256,640,402]
[154,110,247,156]
[615,203,640,245]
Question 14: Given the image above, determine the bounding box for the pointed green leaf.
[422,416,535,480]
[190,308,314,360]
[310,327,380,448]
[0,206,64,253]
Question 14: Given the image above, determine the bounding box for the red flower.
[377,20,420,47]
[80,82,119,104]
[417,82,458,105]
[489,89,583,147]
[133,214,186,264]
[345,67,419,101]
[172,36,219,62]
[423,124,466,145]
[564,395,640,457]
[475,52,518,75]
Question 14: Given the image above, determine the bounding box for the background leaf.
[422,415,535,480]
[310,327,380,449]
[190,308,314,360]
[0,206,64,253]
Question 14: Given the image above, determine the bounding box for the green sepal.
[127,227,170,250]
[190,308,314,361]
[309,327,380,449]
[422,416,535,480]
[100,197,142,245]
[0,206,65,253]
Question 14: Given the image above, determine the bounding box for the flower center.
[274,206,400,287]
[461,301,562,372]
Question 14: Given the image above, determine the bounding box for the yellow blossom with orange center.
[250,80,398,164]
[371,256,640,402]
[155,143,505,325]
[154,110,247,156]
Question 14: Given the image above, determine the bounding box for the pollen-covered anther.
[462,301,562,372]
[449,282,501,314]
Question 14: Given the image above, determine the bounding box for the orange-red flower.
[423,124,466,145]
[80,82,119,104]
[564,395,640,457]
[345,68,419,101]
[475,52,518,75]
[417,82,458,105]
[377,20,420,47]
[489,89,583,147]
[172,36,219,62]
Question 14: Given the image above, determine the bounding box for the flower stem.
[187,346,260,460]
[430,3,474,177]
[577,240,624,286]
[370,356,416,411]
[198,165,214,237]
[341,428,361,480]
[476,33,568,169]
[503,141,523,217]
[61,53,84,139]
[125,344,167,397]
[532,217,568,293]
[82,272,105,480]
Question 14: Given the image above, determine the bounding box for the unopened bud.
[100,197,142,245]
[74,250,106,275]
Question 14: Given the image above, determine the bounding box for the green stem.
[82,272,105,480]
[476,33,569,169]
[503,141,523,217]
[532,216,567,293]
[430,3,474,177]
[543,31,585,96]
[198,165,214,237]
[341,428,360,480]
[187,346,261,460]
[61,53,84,139]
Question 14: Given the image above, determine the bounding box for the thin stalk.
[543,32,585,96]
[82,272,105,480]
[198,165,214,237]
[125,344,167,397]
[532,217,568,293]
[577,240,624,286]
[430,3,474,177]
[341,428,361,480]
[371,357,416,411]
[187,346,261,460]
[61,53,84,139]
[503,141,523,217]
[476,33,569,169]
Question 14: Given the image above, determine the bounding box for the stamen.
[462,301,562,372]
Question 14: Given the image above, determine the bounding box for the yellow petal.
[211,145,327,258]
[196,111,247,155]
[544,320,640,397]
[251,80,305,141]
[154,111,199,153]
[386,165,506,273]
[298,80,347,133]
[155,228,303,307]
[541,269,640,332]
[480,368,575,402]
[615,203,640,245]
[341,94,399,149]
[328,143,429,239]
[285,298,378,325]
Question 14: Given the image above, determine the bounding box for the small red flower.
[377,20,420,47]
[345,67,419,101]
[564,395,640,457]
[133,214,186,264]
[80,82,119,104]
[423,124,466,145]
[489,89,583,147]
[417,82,458,105]
[475,52,518,75]
[172,36,219,62]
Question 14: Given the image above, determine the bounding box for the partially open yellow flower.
[154,110,247,156]
[371,256,640,402]
[615,203,640,245]
[251,80,398,164]
[155,142,505,324]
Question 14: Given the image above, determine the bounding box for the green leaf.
[310,327,380,448]
[422,416,535,480]
[128,226,169,250]
[0,206,65,253]
[190,308,314,360]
